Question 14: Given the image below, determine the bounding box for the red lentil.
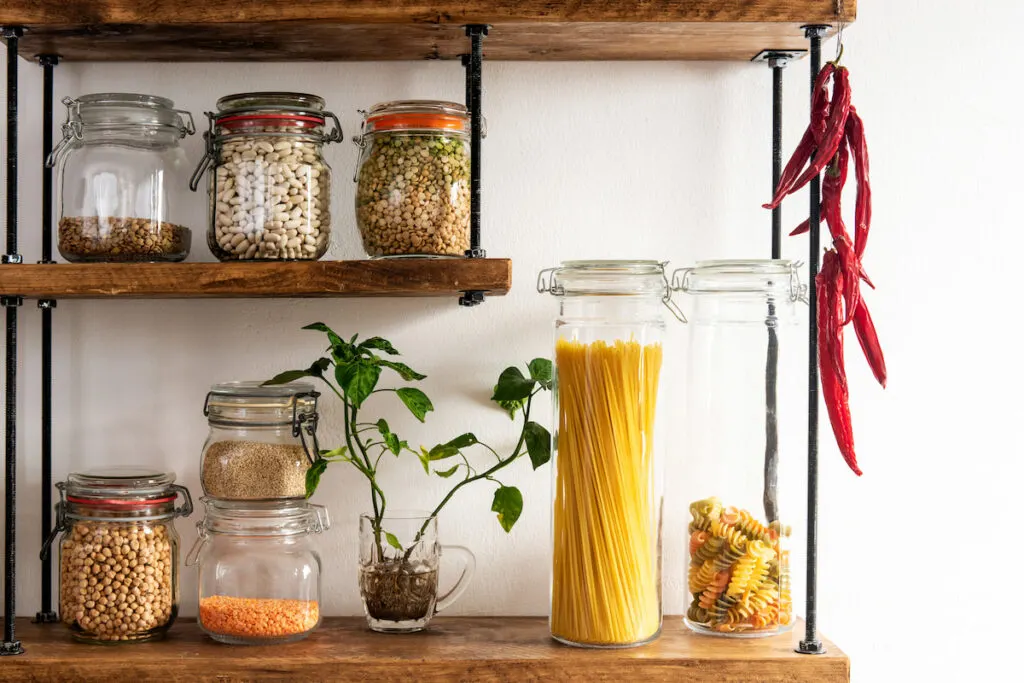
[199,595,319,638]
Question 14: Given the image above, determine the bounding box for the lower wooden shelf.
[0,617,849,682]
[0,259,512,299]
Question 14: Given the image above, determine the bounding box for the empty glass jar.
[354,100,478,257]
[47,93,195,262]
[539,260,678,648]
[187,499,329,644]
[190,92,341,261]
[42,467,193,643]
[673,260,806,637]
[201,381,320,501]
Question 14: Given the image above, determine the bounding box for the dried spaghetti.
[551,338,663,646]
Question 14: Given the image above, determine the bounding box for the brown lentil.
[59,521,175,642]
[201,440,309,500]
[58,216,190,262]
[355,133,470,257]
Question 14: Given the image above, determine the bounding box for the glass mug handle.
[434,545,476,614]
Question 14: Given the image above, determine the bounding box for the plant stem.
[351,404,387,557]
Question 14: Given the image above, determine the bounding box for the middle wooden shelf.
[0,259,512,300]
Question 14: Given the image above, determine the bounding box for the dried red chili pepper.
[852,298,887,388]
[845,107,871,259]
[817,250,861,476]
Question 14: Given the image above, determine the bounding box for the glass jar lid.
[216,92,326,113]
[363,100,478,135]
[538,260,670,297]
[66,466,179,500]
[204,381,318,427]
[199,499,331,536]
[65,93,194,133]
[672,259,806,301]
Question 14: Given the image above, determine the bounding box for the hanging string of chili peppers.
[763,50,886,476]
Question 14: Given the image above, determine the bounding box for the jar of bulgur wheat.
[190,92,342,261]
[354,100,482,258]
[42,467,193,643]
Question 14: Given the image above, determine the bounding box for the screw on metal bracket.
[1,254,22,264]
[802,24,831,40]
[796,639,828,655]
[750,49,806,66]
[31,611,58,624]
[38,300,56,310]
[36,54,58,67]
[458,291,486,307]
[464,247,487,258]
[465,24,490,38]
[0,640,24,656]
[1,27,25,39]
[0,296,23,307]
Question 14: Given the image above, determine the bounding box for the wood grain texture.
[0,617,849,683]
[0,259,512,299]
[0,1,855,61]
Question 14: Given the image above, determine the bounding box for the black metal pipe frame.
[459,25,488,307]
[797,24,830,657]
[1,26,25,656]
[34,54,58,625]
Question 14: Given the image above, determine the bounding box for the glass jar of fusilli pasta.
[672,260,806,638]
[538,260,681,648]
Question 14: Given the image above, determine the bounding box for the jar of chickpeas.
[190,92,342,261]
[353,100,481,257]
[42,467,193,643]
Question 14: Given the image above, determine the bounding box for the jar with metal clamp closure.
[200,381,321,502]
[671,259,807,637]
[42,467,193,643]
[46,93,196,262]
[189,92,342,261]
[537,260,682,648]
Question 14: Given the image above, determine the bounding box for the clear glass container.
[189,92,342,261]
[47,93,196,262]
[672,259,806,637]
[42,467,193,643]
[186,499,329,644]
[354,100,481,258]
[201,381,320,501]
[358,511,475,633]
[538,260,676,648]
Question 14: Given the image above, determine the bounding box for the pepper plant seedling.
[264,322,552,557]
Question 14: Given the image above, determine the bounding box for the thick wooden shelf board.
[0,259,512,299]
[0,617,849,682]
[1,1,854,62]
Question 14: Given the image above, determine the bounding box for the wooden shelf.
[0,259,512,299]
[0,617,849,682]
[1,1,854,62]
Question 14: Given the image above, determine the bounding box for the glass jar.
[538,260,679,648]
[354,100,480,258]
[189,92,342,261]
[672,259,806,638]
[186,499,329,644]
[201,381,321,501]
[41,467,193,643]
[46,93,195,262]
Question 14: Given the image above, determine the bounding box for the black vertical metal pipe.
[466,26,486,256]
[797,25,829,657]
[36,54,58,624]
[771,60,784,259]
[1,27,24,656]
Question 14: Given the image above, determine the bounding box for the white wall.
[2,1,1021,680]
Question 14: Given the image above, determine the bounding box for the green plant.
[264,322,552,558]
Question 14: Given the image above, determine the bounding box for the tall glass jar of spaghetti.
[538,260,679,648]
[672,260,806,638]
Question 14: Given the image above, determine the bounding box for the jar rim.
[364,100,474,135]
[66,93,191,134]
[540,260,669,297]
[66,466,177,498]
[207,380,315,399]
[216,92,326,113]
[675,259,804,298]
[201,499,329,535]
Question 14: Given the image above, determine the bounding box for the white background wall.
[2,1,1020,680]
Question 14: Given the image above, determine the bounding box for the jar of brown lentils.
[43,467,193,643]
[353,101,481,258]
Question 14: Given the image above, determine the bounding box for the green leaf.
[527,358,553,390]
[377,359,426,381]
[319,445,350,461]
[428,433,477,461]
[491,486,524,533]
[446,433,478,450]
[264,369,311,386]
[360,337,400,355]
[376,419,391,437]
[305,460,328,498]
[417,447,432,474]
[384,532,403,551]
[495,396,526,420]
[336,362,381,408]
[524,421,552,469]
[308,357,332,378]
[303,322,344,348]
[385,432,401,456]
[491,367,536,402]
[435,465,460,479]
[396,387,433,422]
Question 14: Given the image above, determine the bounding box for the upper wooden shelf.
[0,617,850,682]
[0,1,853,62]
[0,259,512,299]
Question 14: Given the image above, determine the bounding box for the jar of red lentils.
[186,498,329,644]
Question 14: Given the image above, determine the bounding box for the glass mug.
[358,511,475,633]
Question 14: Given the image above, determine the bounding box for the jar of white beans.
[190,92,342,261]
